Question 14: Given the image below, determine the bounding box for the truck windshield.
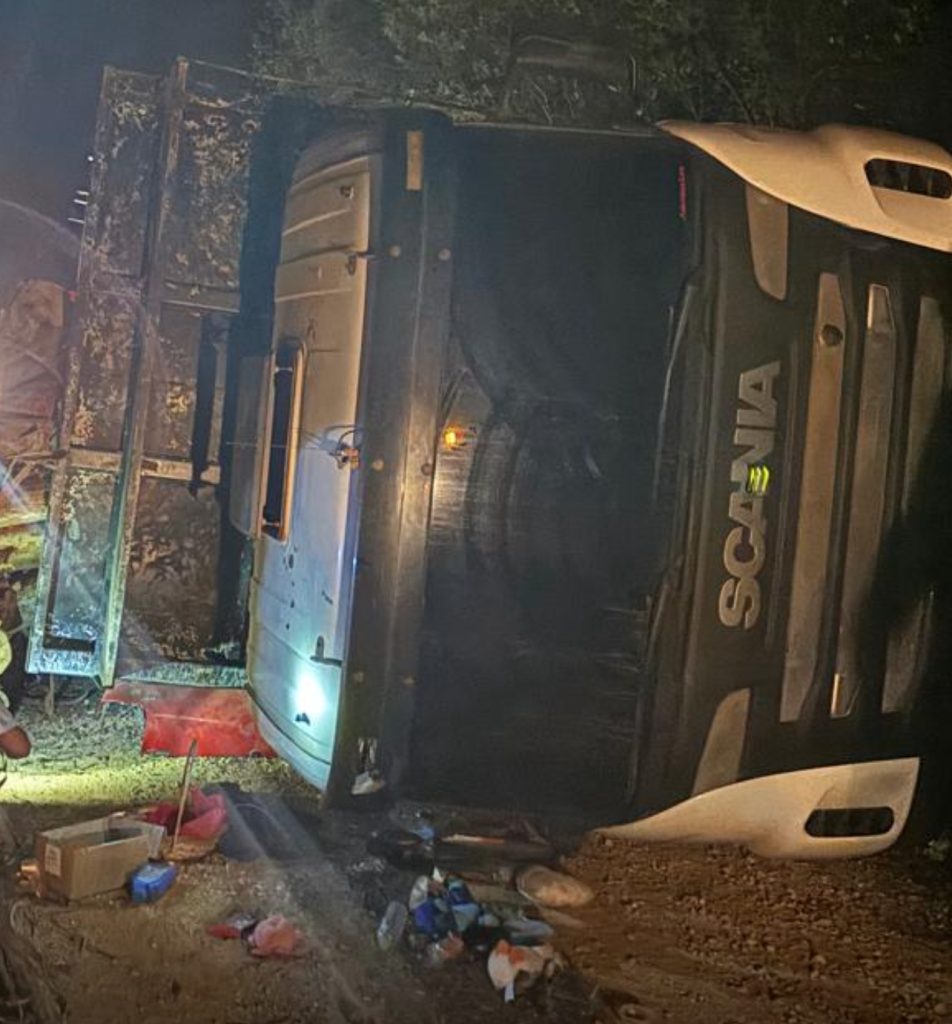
[414,128,694,820]
[454,128,689,431]
[451,126,692,583]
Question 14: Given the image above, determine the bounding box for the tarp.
[103,681,274,757]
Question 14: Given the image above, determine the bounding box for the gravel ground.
[0,696,583,1024]
[560,836,952,1024]
[1,693,951,1024]
[2,694,306,836]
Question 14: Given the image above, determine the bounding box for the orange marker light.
[441,424,475,451]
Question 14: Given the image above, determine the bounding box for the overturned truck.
[35,56,952,856]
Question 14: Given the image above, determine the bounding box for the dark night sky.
[3,1,952,222]
[0,0,260,220]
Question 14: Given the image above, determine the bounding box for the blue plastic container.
[129,862,178,903]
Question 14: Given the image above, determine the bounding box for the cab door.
[246,152,375,787]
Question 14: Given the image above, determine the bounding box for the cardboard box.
[35,815,166,901]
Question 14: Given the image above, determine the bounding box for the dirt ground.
[1,695,951,1024]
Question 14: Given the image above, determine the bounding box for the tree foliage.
[253,0,936,127]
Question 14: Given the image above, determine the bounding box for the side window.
[262,340,304,540]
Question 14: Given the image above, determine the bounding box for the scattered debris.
[367,820,556,880]
[208,912,306,958]
[363,817,591,1003]
[248,915,305,958]
[377,900,409,951]
[425,933,465,965]
[34,814,165,901]
[129,861,178,903]
[437,827,555,879]
[503,916,555,943]
[139,785,229,862]
[411,885,457,940]
[140,787,228,843]
[446,877,483,933]
[387,805,438,843]
[367,828,434,872]
[464,881,531,907]
[487,939,560,1002]
[441,831,555,863]
[408,874,432,910]
[206,912,259,941]
[516,865,594,909]
[352,769,386,796]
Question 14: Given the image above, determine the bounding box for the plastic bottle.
[376,900,408,951]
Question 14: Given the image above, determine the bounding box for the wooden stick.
[44,675,54,719]
[171,738,198,856]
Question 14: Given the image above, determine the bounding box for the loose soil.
[1,696,950,1024]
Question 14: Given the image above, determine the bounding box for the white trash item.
[376,901,408,951]
[516,865,594,909]
[487,939,557,1002]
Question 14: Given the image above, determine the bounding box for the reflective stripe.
[0,700,15,734]
[0,631,11,677]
